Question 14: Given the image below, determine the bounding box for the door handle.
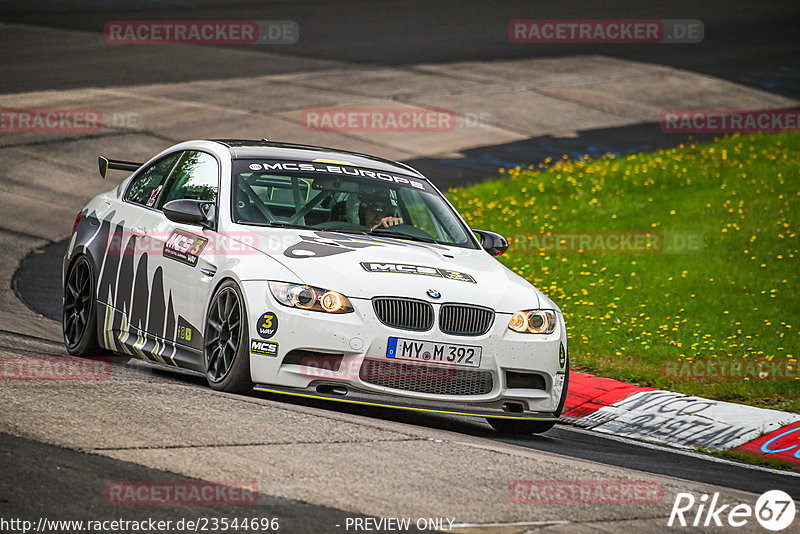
[131,226,146,237]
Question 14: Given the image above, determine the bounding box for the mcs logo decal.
[360,262,476,283]
[250,339,278,357]
[256,312,278,339]
[163,230,208,267]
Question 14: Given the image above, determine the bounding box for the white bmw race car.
[63,140,568,434]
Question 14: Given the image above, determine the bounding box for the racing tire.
[203,280,252,393]
[487,356,570,435]
[63,255,105,357]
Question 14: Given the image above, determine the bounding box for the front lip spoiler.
[253,383,559,420]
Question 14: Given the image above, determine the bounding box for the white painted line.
[559,425,800,479]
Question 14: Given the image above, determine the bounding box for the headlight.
[269,282,354,314]
[508,310,557,334]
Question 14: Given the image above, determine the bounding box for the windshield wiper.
[367,228,437,243]
[244,221,312,230]
[293,226,437,244]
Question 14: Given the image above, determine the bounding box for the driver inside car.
[359,190,404,229]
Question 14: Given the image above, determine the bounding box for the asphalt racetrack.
[1,1,799,532]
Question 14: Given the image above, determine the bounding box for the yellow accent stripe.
[103,302,114,349]
[99,156,108,179]
[151,338,165,364]
[253,387,557,421]
[132,330,147,360]
[312,158,355,166]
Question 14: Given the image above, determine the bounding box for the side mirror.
[474,230,508,257]
[163,199,215,229]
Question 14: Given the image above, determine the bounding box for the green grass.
[447,133,799,413]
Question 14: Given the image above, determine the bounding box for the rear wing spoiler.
[98,156,142,179]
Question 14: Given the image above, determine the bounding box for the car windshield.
[231,159,477,248]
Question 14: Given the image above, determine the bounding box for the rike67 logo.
[668,490,796,531]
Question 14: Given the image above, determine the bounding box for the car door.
[101,151,182,356]
[138,150,221,370]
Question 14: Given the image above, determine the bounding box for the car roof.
[208,139,424,178]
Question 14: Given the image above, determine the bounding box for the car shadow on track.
[251,388,557,444]
[121,356,559,442]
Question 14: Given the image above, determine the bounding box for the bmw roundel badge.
[426,289,441,299]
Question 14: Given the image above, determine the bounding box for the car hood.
[243,229,546,313]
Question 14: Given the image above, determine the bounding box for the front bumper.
[242,280,568,416]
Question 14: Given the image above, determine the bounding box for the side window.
[125,152,181,206]
[156,151,219,209]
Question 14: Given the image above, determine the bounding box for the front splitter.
[253,383,558,420]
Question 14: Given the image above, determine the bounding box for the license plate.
[386,337,482,367]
